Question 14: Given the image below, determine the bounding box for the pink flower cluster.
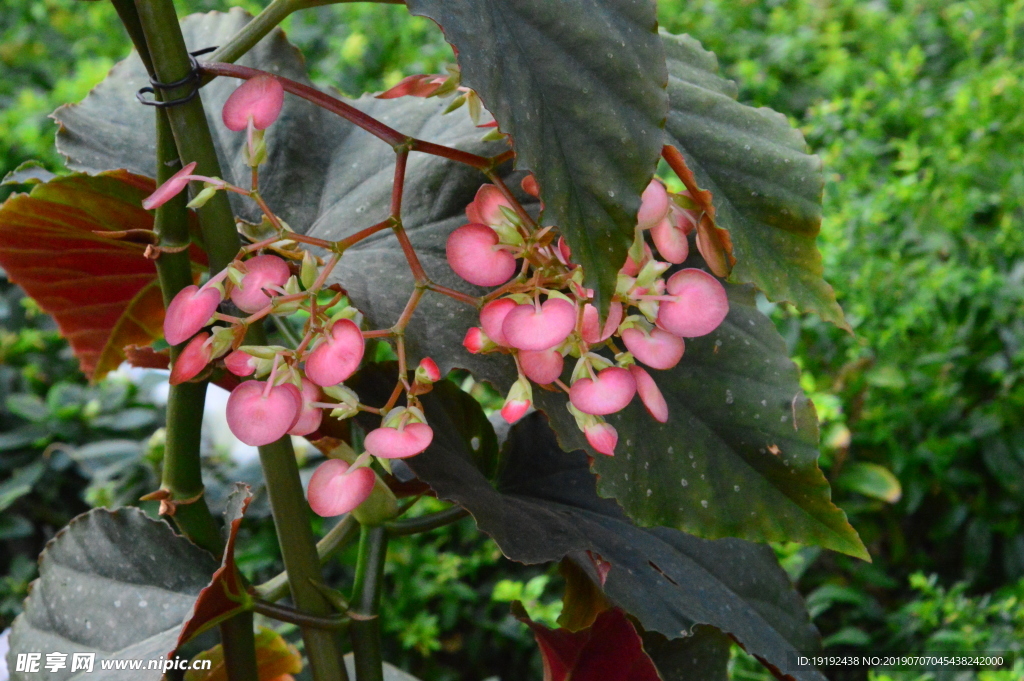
[453,177,729,455]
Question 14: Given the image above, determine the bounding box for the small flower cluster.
[453,177,729,455]
[147,71,729,521]
[150,75,441,518]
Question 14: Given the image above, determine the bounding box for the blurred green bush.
[4,0,1024,678]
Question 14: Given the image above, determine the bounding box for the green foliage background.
[3,0,1024,679]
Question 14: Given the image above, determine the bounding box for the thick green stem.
[110,8,262,679]
[134,0,241,273]
[257,436,349,681]
[349,525,388,681]
[256,513,360,602]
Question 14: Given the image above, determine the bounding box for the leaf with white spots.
[7,508,217,681]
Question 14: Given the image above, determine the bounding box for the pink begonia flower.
[305,319,365,387]
[446,223,517,287]
[656,268,729,338]
[636,179,670,231]
[229,254,291,313]
[222,75,285,132]
[364,422,434,459]
[225,380,302,446]
[621,327,685,370]
[569,366,637,416]
[465,184,515,226]
[479,298,517,347]
[169,332,212,385]
[580,302,623,344]
[518,348,564,384]
[307,459,376,517]
[225,350,258,377]
[164,283,221,346]
[416,358,441,383]
[585,422,618,456]
[629,365,668,423]
[502,298,576,351]
[288,378,324,437]
[462,327,493,354]
[142,162,197,211]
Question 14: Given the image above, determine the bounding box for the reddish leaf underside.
[514,604,663,681]
[0,171,165,381]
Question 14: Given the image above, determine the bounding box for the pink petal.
[502,299,576,351]
[480,298,517,347]
[463,327,489,354]
[580,302,623,344]
[621,327,685,370]
[222,75,285,131]
[657,269,730,338]
[417,357,441,383]
[364,423,434,459]
[518,348,564,384]
[637,179,670,230]
[569,367,637,415]
[446,223,517,287]
[650,216,689,264]
[500,399,531,424]
[307,459,376,517]
[521,174,540,198]
[288,378,324,436]
[164,284,221,346]
[629,365,668,423]
[584,423,618,456]
[305,319,365,387]
[225,350,257,376]
[142,161,197,210]
[226,380,302,446]
[465,184,514,226]
[229,254,291,313]
[169,332,212,385]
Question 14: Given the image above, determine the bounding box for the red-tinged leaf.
[124,344,171,370]
[375,74,447,99]
[175,484,253,649]
[513,604,662,681]
[0,171,166,381]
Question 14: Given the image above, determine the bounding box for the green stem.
[204,0,402,78]
[256,514,360,602]
[349,525,388,681]
[384,506,468,537]
[134,0,241,273]
[257,434,350,681]
[124,10,259,681]
[253,600,351,631]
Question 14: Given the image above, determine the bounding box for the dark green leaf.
[8,507,218,681]
[6,393,49,422]
[382,402,824,680]
[405,0,668,312]
[642,626,731,681]
[662,32,846,328]
[0,461,45,513]
[536,277,867,559]
[0,423,50,451]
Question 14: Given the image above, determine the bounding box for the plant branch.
[253,600,351,631]
[384,506,468,536]
[255,514,360,602]
[204,0,404,80]
[199,63,501,170]
[349,525,388,681]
